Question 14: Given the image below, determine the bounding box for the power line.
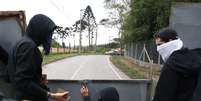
[48,0,72,24]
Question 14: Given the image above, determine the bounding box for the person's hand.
[40,74,48,85]
[80,86,89,97]
[50,91,70,101]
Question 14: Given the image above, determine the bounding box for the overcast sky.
[0,0,118,46]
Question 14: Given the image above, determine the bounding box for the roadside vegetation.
[42,51,105,65]
[104,0,201,44]
[110,55,161,96]
[110,56,160,79]
[42,53,78,65]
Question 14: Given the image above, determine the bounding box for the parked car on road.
[105,49,124,56]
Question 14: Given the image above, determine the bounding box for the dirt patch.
[121,58,135,68]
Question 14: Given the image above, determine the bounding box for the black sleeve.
[0,46,8,64]
[153,64,178,101]
[83,96,91,101]
[14,42,47,99]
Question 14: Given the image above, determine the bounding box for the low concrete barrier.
[0,79,152,101]
[48,79,152,101]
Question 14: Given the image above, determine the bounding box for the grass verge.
[110,56,160,96]
[110,56,161,79]
[42,51,105,65]
[42,53,78,65]
[110,56,147,79]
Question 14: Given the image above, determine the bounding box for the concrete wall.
[170,3,201,49]
[0,18,22,53]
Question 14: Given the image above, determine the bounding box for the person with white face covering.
[153,28,201,101]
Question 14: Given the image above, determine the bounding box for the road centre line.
[70,59,87,80]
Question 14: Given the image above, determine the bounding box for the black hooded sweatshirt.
[83,87,119,101]
[98,87,119,101]
[0,46,8,80]
[153,48,201,101]
[0,46,8,65]
[8,14,56,101]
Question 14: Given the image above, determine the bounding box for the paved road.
[43,55,130,80]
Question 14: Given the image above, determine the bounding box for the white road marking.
[44,55,127,80]
[107,56,122,80]
[70,60,87,80]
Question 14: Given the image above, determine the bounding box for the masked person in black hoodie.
[153,28,201,101]
[8,14,69,101]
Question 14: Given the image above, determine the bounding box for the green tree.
[103,0,129,51]
[121,0,201,43]
[51,39,61,48]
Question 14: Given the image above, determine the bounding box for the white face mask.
[157,38,183,62]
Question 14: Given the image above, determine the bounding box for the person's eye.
[157,43,162,46]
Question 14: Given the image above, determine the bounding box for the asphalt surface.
[43,55,130,80]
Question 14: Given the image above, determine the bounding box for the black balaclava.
[42,33,53,55]
[26,14,56,55]
[98,87,119,101]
